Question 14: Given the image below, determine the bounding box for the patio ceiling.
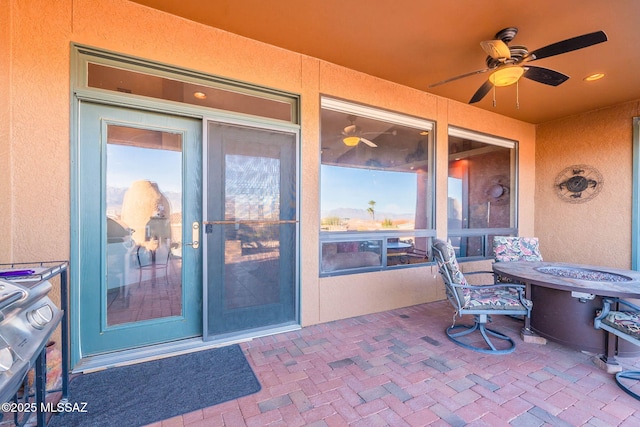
[129,0,640,124]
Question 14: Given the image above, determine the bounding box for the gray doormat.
[49,344,261,427]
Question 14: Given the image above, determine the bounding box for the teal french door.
[203,119,298,339]
[77,102,202,357]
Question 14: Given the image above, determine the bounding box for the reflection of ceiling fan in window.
[341,115,396,147]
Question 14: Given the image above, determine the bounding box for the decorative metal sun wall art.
[554,164,603,203]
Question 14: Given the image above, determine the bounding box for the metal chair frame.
[594,297,640,400]
[136,243,171,287]
[432,239,532,354]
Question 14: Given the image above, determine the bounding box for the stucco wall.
[1,2,12,260]
[11,1,72,262]
[536,100,640,268]
[5,0,536,327]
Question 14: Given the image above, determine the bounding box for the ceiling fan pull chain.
[492,85,497,107]
[516,80,520,109]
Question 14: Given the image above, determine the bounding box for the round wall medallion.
[554,164,603,203]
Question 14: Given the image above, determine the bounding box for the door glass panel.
[224,154,283,310]
[205,121,297,337]
[105,124,183,326]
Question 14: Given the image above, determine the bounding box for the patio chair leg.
[616,371,640,400]
[446,315,517,355]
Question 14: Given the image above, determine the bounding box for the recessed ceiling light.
[193,91,207,99]
[584,73,605,82]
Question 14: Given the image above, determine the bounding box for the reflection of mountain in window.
[321,165,418,230]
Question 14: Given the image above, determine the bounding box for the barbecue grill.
[0,262,68,427]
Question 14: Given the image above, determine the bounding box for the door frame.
[72,101,204,366]
[71,103,302,370]
[202,115,301,344]
[70,45,301,369]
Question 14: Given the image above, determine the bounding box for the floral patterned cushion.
[602,311,640,341]
[466,287,532,310]
[493,236,543,262]
[432,239,470,306]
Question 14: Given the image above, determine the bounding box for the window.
[447,127,517,259]
[320,98,435,275]
[74,45,299,124]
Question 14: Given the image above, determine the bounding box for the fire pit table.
[492,261,640,357]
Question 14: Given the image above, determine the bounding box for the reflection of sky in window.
[448,177,463,203]
[107,145,182,192]
[321,165,417,214]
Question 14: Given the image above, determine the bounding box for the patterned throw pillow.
[493,236,543,262]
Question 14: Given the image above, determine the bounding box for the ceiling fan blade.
[360,138,377,148]
[469,80,493,104]
[523,66,569,86]
[429,68,491,88]
[480,39,511,59]
[525,31,607,62]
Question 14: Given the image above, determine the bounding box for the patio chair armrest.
[464,270,494,276]
[594,299,612,329]
[614,298,640,312]
[463,270,499,286]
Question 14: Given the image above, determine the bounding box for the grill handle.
[0,290,26,311]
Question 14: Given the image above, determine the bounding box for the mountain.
[321,208,414,221]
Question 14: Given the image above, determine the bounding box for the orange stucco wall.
[4,0,537,327]
[535,100,640,268]
[1,2,11,260]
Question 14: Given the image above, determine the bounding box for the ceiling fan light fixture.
[342,136,360,146]
[489,66,524,87]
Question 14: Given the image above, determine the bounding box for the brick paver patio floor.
[150,300,640,426]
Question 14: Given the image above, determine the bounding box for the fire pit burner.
[536,266,632,282]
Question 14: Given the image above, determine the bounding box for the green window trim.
[72,44,300,125]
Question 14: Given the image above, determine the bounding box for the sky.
[107,145,182,193]
[320,165,417,215]
[106,146,458,218]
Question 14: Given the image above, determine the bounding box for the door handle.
[185,222,200,249]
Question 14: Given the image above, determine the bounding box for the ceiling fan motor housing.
[486,45,529,68]
[496,27,518,43]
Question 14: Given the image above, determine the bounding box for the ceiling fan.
[429,27,608,104]
[340,115,396,147]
